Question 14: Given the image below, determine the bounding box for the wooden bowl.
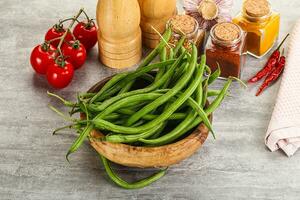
[87,77,211,168]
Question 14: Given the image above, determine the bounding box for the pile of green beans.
[49,28,236,189]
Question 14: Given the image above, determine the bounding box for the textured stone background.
[0,0,300,199]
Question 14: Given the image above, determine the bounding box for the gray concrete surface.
[1,0,300,199]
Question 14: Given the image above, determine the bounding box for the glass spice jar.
[233,0,280,58]
[206,22,247,79]
[167,15,205,53]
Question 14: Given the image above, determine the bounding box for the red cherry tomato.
[45,25,73,47]
[30,43,56,74]
[46,61,74,89]
[73,21,97,51]
[62,40,87,70]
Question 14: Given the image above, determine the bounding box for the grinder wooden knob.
[138,0,177,48]
[96,0,142,69]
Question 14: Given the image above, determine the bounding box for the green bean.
[132,120,145,128]
[92,51,187,112]
[90,73,129,103]
[160,47,167,61]
[202,66,211,108]
[118,81,134,95]
[173,36,186,56]
[100,155,167,189]
[103,113,121,121]
[95,93,162,119]
[105,123,164,143]
[148,122,167,139]
[186,78,234,132]
[207,64,221,85]
[139,110,196,145]
[121,60,175,85]
[169,48,174,59]
[195,63,204,104]
[162,62,187,89]
[138,28,172,68]
[141,73,155,83]
[155,47,167,82]
[207,90,221,97]
[117,108,186,121]
[206,78,233,113]
[178,94,214,137]
[177,79,233,139]
[88,101,148,113]
[79,92,96,99]
[66,124,94,161]
[126,48,194,126]
[171,62,189,85]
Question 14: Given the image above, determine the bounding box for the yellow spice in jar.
[233,0,280,58]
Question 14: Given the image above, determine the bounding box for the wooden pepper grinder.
[96,0,142,68]
[138,0,177,48]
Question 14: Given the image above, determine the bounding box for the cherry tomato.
[45,24,73,47]
[46,61,74,89]
[62,40,87,70]
[73,21,97,51]
[30,43,56,74]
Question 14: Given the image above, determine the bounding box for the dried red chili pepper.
[248,34,289,83]
[256,56,286,96]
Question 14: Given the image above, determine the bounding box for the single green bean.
[207,90,221,97]
[116,108,186,121]
[148,122,167,139]
[105,123,164,143]
[173,36,186,56]
[100,155,167,189]
[141,73,155,83]
[66,124,94,161]
[207,65,221,85]
[90,73,129,103]
[171,62,189,86]
[138,28,172,68]
[202,66,211,108]
[155,47,167,82]
[118,81,134,95]
[195,63,204,104]
[169,48,174,59]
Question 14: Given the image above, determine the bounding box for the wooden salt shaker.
[138,0,177,48]
[96,0,142,68]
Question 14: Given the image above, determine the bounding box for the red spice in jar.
[206,22,247,78]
